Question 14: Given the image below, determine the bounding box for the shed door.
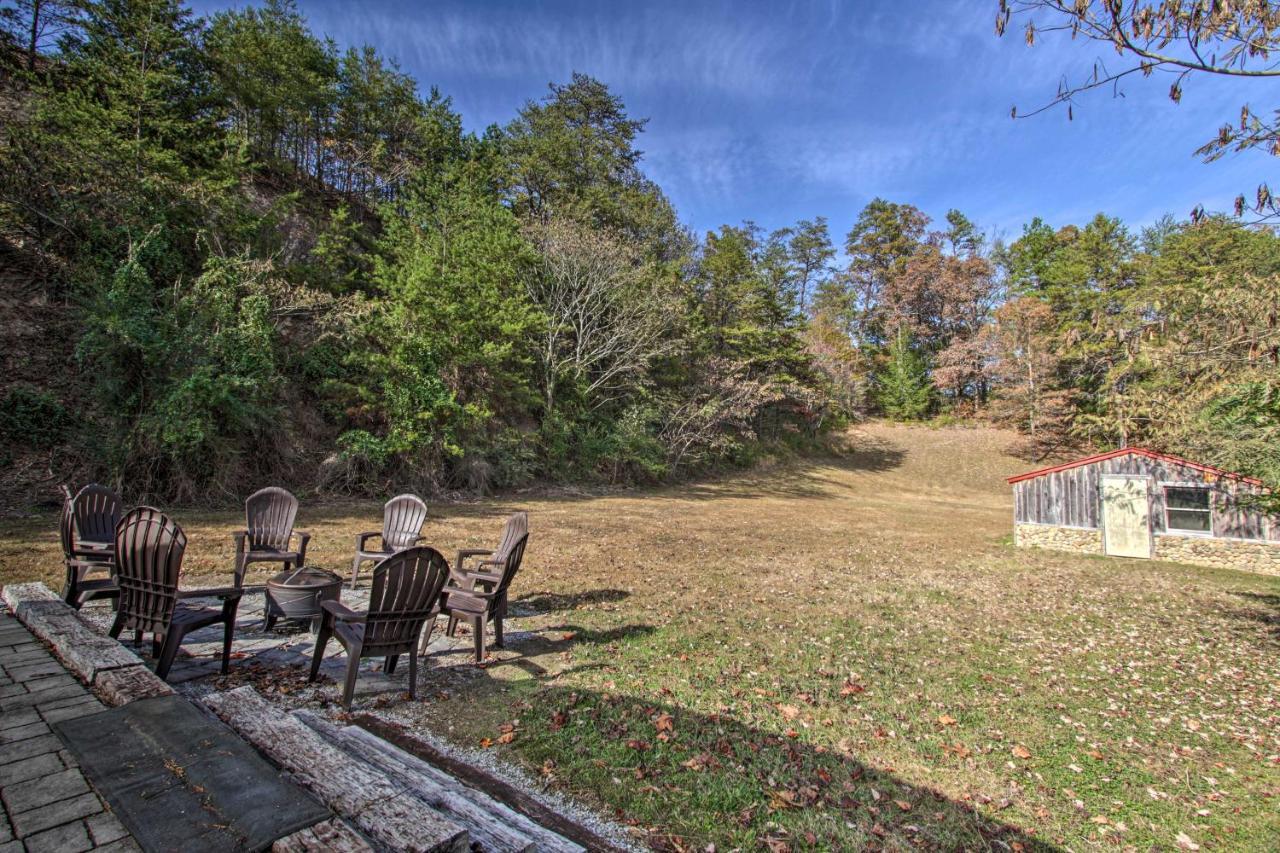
[1101,475,1152,559]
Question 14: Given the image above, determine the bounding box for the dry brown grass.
[3,422,1277,851]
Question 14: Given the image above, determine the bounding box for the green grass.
[3,422,1277,850]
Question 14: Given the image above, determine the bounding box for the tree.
[786,217,836,315]
[0,0,80,70]
[349,159,541,480]
[523,216,680,416]
[945,208,984,257]
[997,1,1280,218]
[503,72,680,256]
[841,198,930,344]
[987,296,1072,455]
[875,326,932,420]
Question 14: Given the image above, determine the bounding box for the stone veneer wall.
[1014,523,1280,576]
[1153,534,1280,576]
[1014,523,1103,554]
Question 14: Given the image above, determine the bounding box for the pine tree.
[876,326,932,420]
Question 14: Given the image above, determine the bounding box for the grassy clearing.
[3,423,1277,850]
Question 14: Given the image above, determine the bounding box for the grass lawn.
[3,423,1277,850]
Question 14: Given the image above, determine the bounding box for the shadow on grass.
[409,619,1057,850]
[1230,591,1280,638]
[512,588,631,614]
[456,680,1058,851]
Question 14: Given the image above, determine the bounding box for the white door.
[1101,475,1152,558]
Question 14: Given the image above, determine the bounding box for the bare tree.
[524,217,680,415]
[998,0,1280,218]
[1,0,81,70]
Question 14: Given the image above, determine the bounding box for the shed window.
[1165,486,1211,533]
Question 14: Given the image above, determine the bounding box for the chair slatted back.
[490,533,529,601]
[73,484,121,546]
[59,496,75,560]
[245,487,298,551]
[364,546,449,654]
[493,512,528,563]
[381,494,427,551]
[114,507,187,634]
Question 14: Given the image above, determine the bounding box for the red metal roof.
[1006,447,1265,486]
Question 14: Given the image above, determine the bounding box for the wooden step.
[296,710,584,853]
[204,686,469,853]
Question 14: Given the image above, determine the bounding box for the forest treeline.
[0,0,1277,504]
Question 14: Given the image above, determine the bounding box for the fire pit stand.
[264,566,343,632]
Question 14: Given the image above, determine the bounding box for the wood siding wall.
[1012,453,1277,542]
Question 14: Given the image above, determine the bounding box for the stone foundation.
[1014,523,1280,575]
[1154,534,1280,576]
[1014,523,1103,555]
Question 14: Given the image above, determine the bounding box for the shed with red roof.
[1008,448,1279,574]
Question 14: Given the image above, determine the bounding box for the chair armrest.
[293,531,311,564]
[463,570,502,587]
[355,531,383,550]
[321,599,365,622]
[179,586,243,601]
[445,586,495,604]
[455,547,493,571]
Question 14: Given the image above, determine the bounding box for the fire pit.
[264,566,343,631]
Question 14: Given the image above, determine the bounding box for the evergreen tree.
[876,327,932,421]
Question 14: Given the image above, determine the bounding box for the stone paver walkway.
[0,612,139,853]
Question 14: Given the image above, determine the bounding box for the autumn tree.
[986,296,1072,455]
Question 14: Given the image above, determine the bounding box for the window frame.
[1161,483,1214,537]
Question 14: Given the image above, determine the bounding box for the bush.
[0,387,72,450]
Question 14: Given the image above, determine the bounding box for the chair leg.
[155,628,185,680]
[108,611,125,640]
[133,631,143,647]
[349,555,363,590]
[408,646,418,700]
[62,567,77,606]
[446,615,458,637]
[418,615,436,656]
[309,618,333,683]
[493,612,504,649]
[472,616,485,663]
[342,649,361,709]
[152,636,163,659]
[220,618,235,675]
[385,654,398,675]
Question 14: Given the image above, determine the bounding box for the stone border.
[2,583,173,706]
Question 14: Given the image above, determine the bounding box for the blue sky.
[192,0,1273,245]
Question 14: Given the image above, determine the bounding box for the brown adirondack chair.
[58,491,118,610]
[109,507,245,680]
[349,494,428,589]
[309,545,450,708]
[432,514,529,662]
[70,483,122,554]
[234,487,310,581]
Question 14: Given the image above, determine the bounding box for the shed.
[1008,448,1280,575]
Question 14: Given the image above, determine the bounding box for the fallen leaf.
[938,714,957,726]
[1012,744,1032,760]
[1175,832,1200,850]
[478,737,493,748]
